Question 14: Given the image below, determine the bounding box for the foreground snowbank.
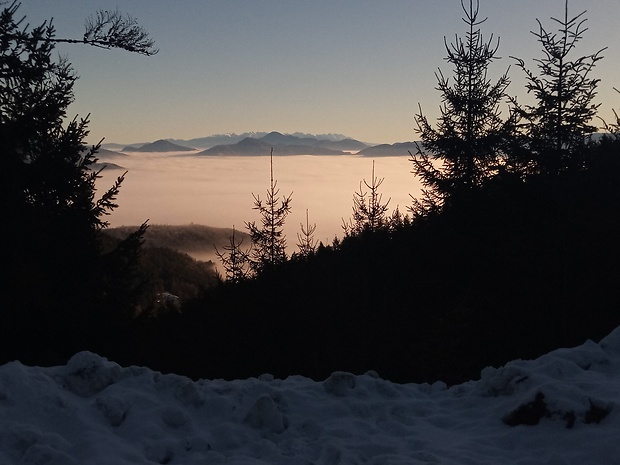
[2,328,620,464]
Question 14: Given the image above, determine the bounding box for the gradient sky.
[19,1,620,145]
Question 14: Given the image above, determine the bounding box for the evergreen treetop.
[510,1,605,174]
[245,149,292,275]
[411,0,515,215]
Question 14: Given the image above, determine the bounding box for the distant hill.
[91,161,125,171]
[168,132,270,149]
[315,138,369,152]
[93,147,127,158]
[275,144,347,156]
[101,142,147,150]
[196,132,365,156]
[357,142,419,157]
[83,147,126,170]
[259,132,368,152]
[260,132,319,146]
[122,139,196,153]
[104,224,250,262]
[199,137,273,156]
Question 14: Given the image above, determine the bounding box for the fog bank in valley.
[97,152,420,257]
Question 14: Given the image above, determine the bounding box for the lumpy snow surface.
[2,328,620,464]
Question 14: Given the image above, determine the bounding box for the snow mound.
[1,330,620,464]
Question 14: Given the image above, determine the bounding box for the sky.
[1,324,620,463]
[18,0,620,145]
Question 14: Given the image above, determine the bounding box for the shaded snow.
[2,328,620,464]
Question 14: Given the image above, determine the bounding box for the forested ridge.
[2,1,620,384]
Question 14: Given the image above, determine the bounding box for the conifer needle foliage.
[411,0,515,215]
[0,1,155,364]
[246,149,293,275]
[343,160,391,236]
[510,1,605,174]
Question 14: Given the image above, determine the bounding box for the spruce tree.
[0,1,156,363]
[215,226,251,283]
[510,1,605,174]
[295,209,318,258]
[411,0,514,215]
[246,149,292,274]
[342,160,391,236]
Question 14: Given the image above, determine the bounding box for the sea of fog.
[96,152,422,257]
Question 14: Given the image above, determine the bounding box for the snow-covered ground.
[2,328,620,465]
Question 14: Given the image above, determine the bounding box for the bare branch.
[46,8,157,55]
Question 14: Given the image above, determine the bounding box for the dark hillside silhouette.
[2,0,620,389]
[0,2,156,366]
[111,1,620,385]
[105,224,248,260]
[124,145,620,383]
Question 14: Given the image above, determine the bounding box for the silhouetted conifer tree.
[342,160,390,236]
[411,0,515,215]
[600,87,620,137]
[0,1,156,363]
[215,226,251,283]
[387,206,411,232]
[510,1,605,174]
[294,209,317,258]
[246,149,292,274]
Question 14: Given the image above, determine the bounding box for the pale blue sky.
[20,1,620,144]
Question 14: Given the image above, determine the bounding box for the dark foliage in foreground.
[107,1,620,384]
[118,138,620,384]
[3,0,620,387]
[0,2,155,366]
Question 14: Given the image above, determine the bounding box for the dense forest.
[2,1,620,385]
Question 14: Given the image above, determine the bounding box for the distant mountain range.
[121,139,196,153]
[357,142,419,157]
[170,132,353,149]
[197,132,368,156]
[94,147,128,158]
[100,132,418,157]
